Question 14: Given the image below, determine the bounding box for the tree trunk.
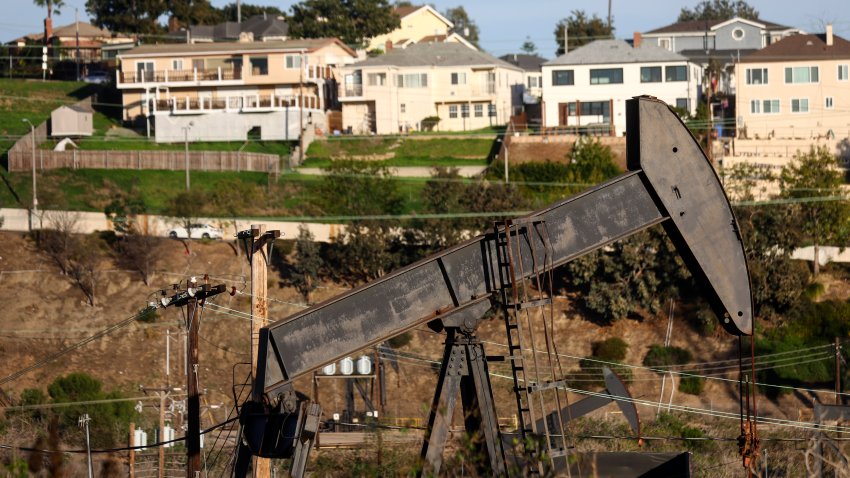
[814,242,820,276]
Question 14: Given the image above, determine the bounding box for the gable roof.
[352,42,519,70]
[120,38,356,58]
[9,21,117,43]
[189,15,288,42]
[544,39,689,66]
[499,53,548,71]
[393,4,453,28]
[646,17,792,35]
[739,33,850,62]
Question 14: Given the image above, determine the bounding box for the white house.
[541,38,702,135]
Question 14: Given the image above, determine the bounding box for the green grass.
[410,125,505,136]
[394,138,493,158]
[305,136,494,164]
[306,136,397,158]
[299,156,487,168]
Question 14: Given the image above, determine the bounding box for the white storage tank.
[356,355,372,375]
[339,357,354,375]
[322,363,337,376]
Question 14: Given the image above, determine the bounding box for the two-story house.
[116,38,357,142]
[541,38,701,135]
[339,42,523,134]
[367,4,476,52]
[735,26,850,140]
[642,16,801,93]
[499,53,547,101]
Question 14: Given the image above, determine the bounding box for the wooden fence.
[8,147,280,174]
[7,104,280,174]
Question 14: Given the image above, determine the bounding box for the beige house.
[339,42,524,134]
[367,5,475,51]
[735,27,850,140]
[116,38,357,142]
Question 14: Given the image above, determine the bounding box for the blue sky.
[8,0,850,58]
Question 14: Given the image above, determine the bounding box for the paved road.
[297,166,487,178]
[0,208,343,242]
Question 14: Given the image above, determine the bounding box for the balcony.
[147,94,323,115]
[471,82,497,97]
[117,67,243,88]
[343,83,364,97]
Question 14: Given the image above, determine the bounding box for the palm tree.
[33,0,65,43]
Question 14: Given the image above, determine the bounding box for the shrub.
[643,345,692,369]
[421,116,440,132]
[678,375,704,395]
[591,337,628,361]
[805,282,825,300]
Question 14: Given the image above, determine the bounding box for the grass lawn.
[299,156,487,168]
[306,136,398,158]
[40,137,292,157]
[305,136,494,166]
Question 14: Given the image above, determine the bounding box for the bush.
[678,375,704,395]
[805,282,825,300]
[421,116,440,132]
[643,345,692,369]
[136,305,158,323]
[591,337,628,361]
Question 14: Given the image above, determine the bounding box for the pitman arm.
[257,96,752,400]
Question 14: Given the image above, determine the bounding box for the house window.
[826,97,834,109]
[172,59,183,71]
[756,99,780,113]
[732,28,745,40]
[474,104,483,117]
[136,61,154,82]
[192,59,205,70]
[396,73,428,88]
[750,100,759,114]
[449,105,458,118]
[784,66,818,83]
[461,104,470,117]
[839,64,849,81]
[528,76,541,88]
[640,66,662,83]
[745,68,768,85]
[250,56,268,75]
[285,55,302,69]
[552,69,574,86]
[590,68,623,84]
[665,65,687,82]
[659,38,671,50]
[567,101,610,117]
[367,73,386,86]
[488,104,496,117]
[676,98,689,110]
[791,98,809,113]
[451,72,467,85]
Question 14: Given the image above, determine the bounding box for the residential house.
[116,38,358,142]
[499,53,547,101]
[641,16,801,93]
[367,5,476,52]
[735,26,850,140]
[339,42,524,134]
[541,37,701,135]
[168,14,289,43]
[9,21,135,62]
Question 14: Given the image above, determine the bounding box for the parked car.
[168,223,223,240]
[82,70,110,84]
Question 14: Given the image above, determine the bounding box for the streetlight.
[21,119,38,224]
[182,122,194,191]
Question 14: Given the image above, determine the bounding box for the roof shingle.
[544,40,689,66]
[739,33,850,62]
[351,42,520,70]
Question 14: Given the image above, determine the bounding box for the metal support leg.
[291,402,322,478]
[420,330,464,475]
[461,340,507,475]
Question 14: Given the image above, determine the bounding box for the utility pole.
[836,337,842,405]
[238,224,280,477]
[129,422,136,478]
[607,0,612,30]
[75,8,80,81]
[79,414,93,478]
[183,122,194,191]
[299,50,305,164]
[158,278,227,478]
[186,283,201,478]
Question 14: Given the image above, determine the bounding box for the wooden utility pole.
[129,422,135,478]
[186,291,201,478]
[836,337,842,405]
[158,391,166,478]
[244,224,280,478]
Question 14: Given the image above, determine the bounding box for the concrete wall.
[153,109,319,143]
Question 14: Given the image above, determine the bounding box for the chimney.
[826,24,834,46]
[385,40,393,51]
[633,31,642,48]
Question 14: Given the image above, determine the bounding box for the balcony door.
[136,61,154,82]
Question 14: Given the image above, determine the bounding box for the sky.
[7,0,850,58]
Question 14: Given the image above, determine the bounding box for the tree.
[167,0,224,27]
[553,10,613,56]
[219,2,284,21]
[780,146,850,276]
[443,6,479,47]
[33,0,65,23]
[68,234,102,306]
[166,190,208,241]
[520,37,537,54]
[86,0,167,35]
[289,0,400,47]
[291,225,323,302]
[677,0,759,21]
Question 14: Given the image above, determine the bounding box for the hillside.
[0,228,842,476]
